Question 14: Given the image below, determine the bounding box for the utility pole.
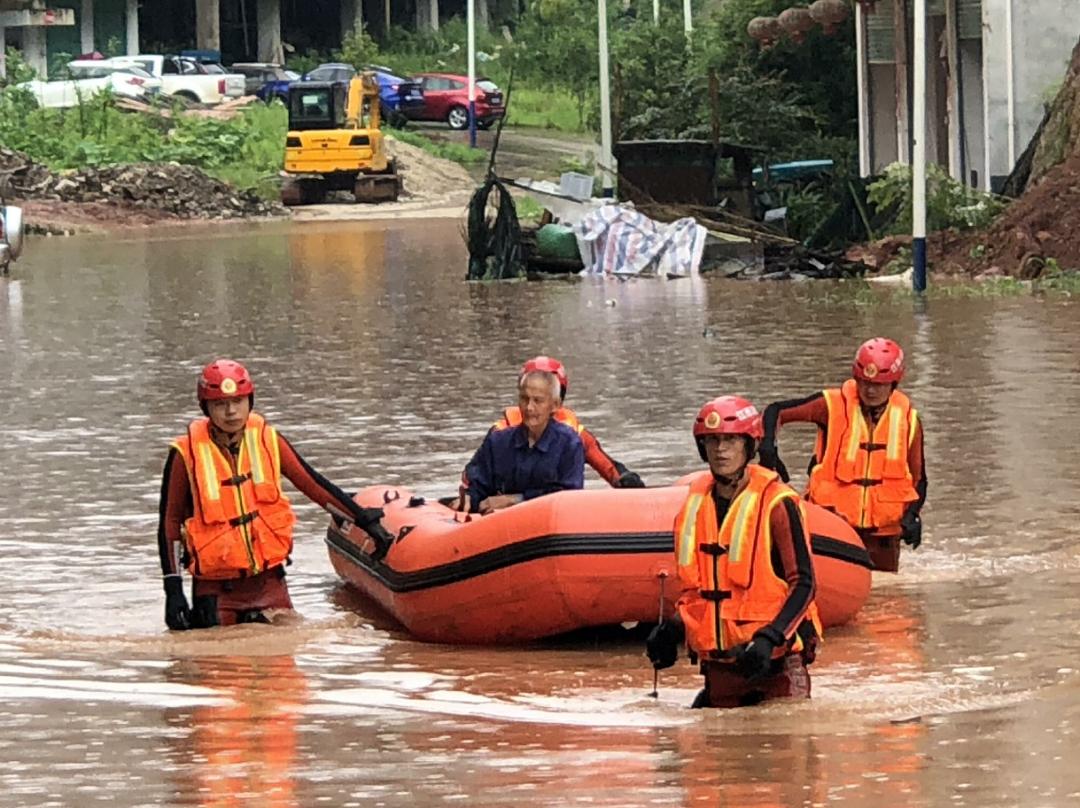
[598,0,614,196]
[468,0,477,148]
[912,0,927,291]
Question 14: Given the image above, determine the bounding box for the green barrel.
[534,224,580,261]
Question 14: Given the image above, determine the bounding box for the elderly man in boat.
[757,337,927,572]
[647,396,821,708]
[458,366,585,514]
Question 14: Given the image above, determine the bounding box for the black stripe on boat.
[326,528,673,593]
[810,534,874,569]
[326,527,873,592]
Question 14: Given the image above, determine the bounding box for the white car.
[16,60,162,108]
[108,55,246,105]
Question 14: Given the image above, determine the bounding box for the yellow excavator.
[281,71,401,205]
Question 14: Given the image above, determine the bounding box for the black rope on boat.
[466,176,524,281]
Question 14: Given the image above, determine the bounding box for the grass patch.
[390,128,486,165]
[505,87,590,133]
[513,194,544,223]
[0,89,288,194]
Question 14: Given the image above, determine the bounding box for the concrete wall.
[980,0,1076,190]
[1011,0,1076,160]
[870,63,900,171]
[958,39,985,187]
[980,0,1010,190]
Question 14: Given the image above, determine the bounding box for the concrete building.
[855,0,1078,191]
[0,1,75,79]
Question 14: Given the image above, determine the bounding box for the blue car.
[229,62,298,103]
[302,62,424,122]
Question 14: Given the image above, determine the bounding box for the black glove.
[734,633,778,681]
[757,442,789,482]
[900,511,922,549]
[163,576,192,631]
[616,470,645,489]
[645,619,684,670]
[350,506,393,561]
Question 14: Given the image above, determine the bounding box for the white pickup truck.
[107,55,246,105]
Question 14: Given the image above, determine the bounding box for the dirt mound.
[0,148,285,220]
[386,137,476,203]
[935,154,1080,275]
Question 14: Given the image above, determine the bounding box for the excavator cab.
[281,71,401,206]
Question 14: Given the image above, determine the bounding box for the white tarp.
[574,204,707,277]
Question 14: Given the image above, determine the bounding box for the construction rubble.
[0,148,285,220]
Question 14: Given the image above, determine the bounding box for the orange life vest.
[495,405,583,434]
[674,467,821,659]
[171,413,296,580]
[806,380,919,533]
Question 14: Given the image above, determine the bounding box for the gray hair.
[519,370,562,402]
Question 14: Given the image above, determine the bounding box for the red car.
[406,72,506,130]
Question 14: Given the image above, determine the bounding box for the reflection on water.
[1,220,1079,806]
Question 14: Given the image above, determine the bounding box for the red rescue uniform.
[763,383,927,572]
[158,414,372,626]
[674,466,821,708]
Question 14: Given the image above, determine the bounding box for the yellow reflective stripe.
[245,425,266,486]
[908,408,919,446]
[886,405,903,462]
[197,443,220,502]
[728,491,758,565]
[677,494,703,567]
[845,409,864,464]
[267,426,282,483]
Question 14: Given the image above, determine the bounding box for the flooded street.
[1,219,1079,807]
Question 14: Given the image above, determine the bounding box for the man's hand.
[163,576,192,631]
[478,494,522,514]
[616,470,646,488]
[900,511,922,549]
[646,619,684,670]
[734,633,778,681]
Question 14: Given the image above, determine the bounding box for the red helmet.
[853,338,905,384]
[521,356,568,397]
[693,396,763,439]
[197,359,255,403]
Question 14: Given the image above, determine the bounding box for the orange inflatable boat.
[326,484,872,645]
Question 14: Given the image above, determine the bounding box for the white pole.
[855,1,870,177]
[126,0,140,55]
[1004,0,1015,167]
[913,0,927,291]
[683,0,692,37]
[598,0,614,197]
[653,0,659,25]
[467,0,476,148]
[0,26,6,81]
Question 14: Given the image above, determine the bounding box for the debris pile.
[0,148,285,219]
[935,154,1080,276]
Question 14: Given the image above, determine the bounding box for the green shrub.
[867,162,1008,234]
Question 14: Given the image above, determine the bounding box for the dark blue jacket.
[465,420,584,512]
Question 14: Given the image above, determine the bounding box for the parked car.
[107,55,245,105]
[301,62,423,123]
[406,73,505,130]
[16,59,162,108]
[229,62,296,102]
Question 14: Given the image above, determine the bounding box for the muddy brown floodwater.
[1,218,1079,807]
